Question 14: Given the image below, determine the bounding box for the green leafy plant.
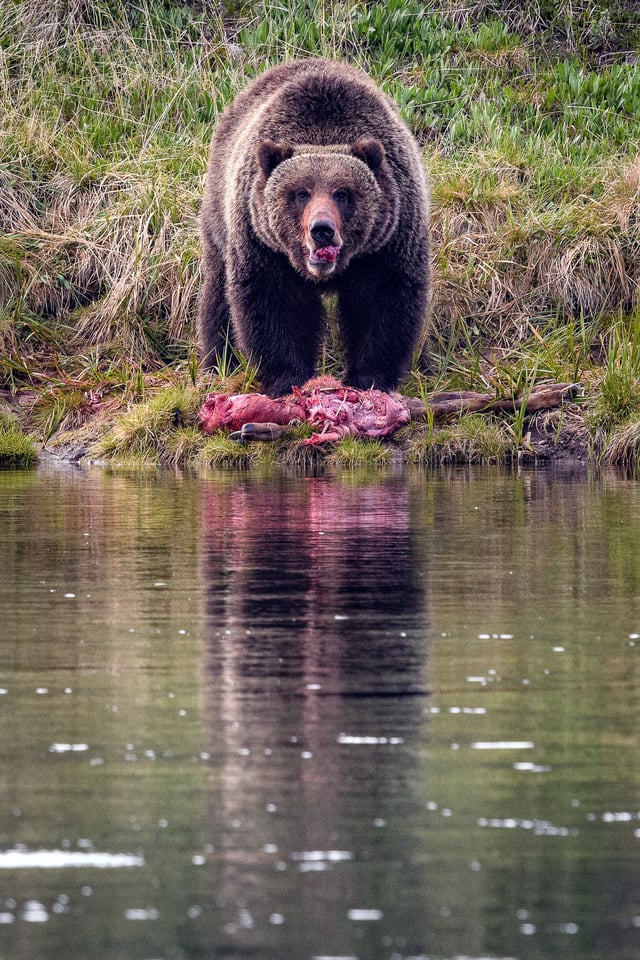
[590,315,640,432]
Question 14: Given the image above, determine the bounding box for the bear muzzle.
[307,217,343,276]
[300,194,343,276]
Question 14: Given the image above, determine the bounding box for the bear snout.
[310,219,337,245]
[303,195,343,251]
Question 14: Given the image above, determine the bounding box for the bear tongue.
[313,245,340,264]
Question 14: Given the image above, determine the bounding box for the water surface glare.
[1,464,639,960]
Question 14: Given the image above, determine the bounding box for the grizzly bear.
[198,58,430,397]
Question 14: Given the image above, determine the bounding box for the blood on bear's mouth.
[309,245,341,266]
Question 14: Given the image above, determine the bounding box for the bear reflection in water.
[200,476,429,696]
[198,476,431,949]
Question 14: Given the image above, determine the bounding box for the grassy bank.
[2,0,640,468]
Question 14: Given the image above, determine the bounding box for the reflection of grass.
[0,414,37,466]
[3,0,640,467]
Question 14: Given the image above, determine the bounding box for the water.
[1,463,639,960]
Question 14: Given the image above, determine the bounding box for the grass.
[326,436,394,467]
[2,0,640,468]
[0,413,37,466]
[585,310,640,465]
[590,315,640,430]
[602,419,640,469]
[99,382,202,464]
[407,414,514,465]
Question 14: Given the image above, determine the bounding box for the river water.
[1,463,639,960]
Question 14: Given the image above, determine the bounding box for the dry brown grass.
[429,154,640,348]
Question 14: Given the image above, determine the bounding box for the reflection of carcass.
[198,376,411,445]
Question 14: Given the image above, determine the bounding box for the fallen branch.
[418,381,583,421]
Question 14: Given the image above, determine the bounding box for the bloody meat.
[198,377,411,443]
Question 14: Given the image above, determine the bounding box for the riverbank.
[0,371,594,471]
[2,1,640,471]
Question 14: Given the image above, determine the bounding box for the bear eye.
[333,189,350,205]
[294,189,311,203]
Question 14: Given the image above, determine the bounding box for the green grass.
[0,413,37,465]
[99,382,202,463]
[591,314,640,430]
[2,0,640,468]
[407,414,514,465]
[584,311,640,467]
[196,432,275,469]
[326,436,394,467]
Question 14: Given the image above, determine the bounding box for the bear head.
[250,139,399,281]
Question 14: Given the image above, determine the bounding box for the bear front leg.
[228,254,325,397]
[338,255,429,392]
[198,246,233,371]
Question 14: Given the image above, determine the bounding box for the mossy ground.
[2,0,640,470]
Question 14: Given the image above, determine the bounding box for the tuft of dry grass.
[602,420,640,470]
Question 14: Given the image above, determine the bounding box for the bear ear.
[256,140,294,178]
[351,138,385,174]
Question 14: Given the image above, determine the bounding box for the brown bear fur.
[198,58,430,397]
